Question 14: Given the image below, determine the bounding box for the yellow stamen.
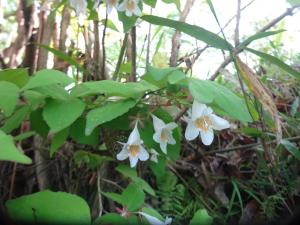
[195,115,212,132]
[126,0,135,11]
[128,144,140,157]
[160,129,168,142]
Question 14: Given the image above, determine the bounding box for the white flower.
[116,123,149,167]
[149,148,159,163]
[185,100,230,145]
[152,115,177,154]
[118,0,142,17]
[139,212,172,225]
[106,0,119,13]
[69,0,87,25]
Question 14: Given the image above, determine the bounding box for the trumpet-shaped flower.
[118,0,142,17]
[185,100,230,145]
[139,212,172,225]
[106,0,119,13]
[116,123,149,167]
[69,0,87,25]
[152,115,177,154]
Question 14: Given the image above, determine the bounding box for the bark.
[169,0,195,67]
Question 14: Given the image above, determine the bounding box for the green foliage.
[85,99,137,135]
[22,69,74,90]
[0,68,29,88]
[74,150,113,169]
[6,190,91,225]
[70,117,99,145]
[189,209,213,225]
[43,98,85,133]
[0,81,19,116]
[0,130,32,164]
[50,128,69,157]
[188,78,253,123]
[280,139,300,160]
[141,15,232,50]
[246,47,300,79]
[1,106,30,133]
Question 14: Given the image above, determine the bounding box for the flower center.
[108,0,118,6]
[128,144,140,157]
[126,0,136,11]
[160,129,169,142]
[195,115,212,132]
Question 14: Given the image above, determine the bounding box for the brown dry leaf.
[236,57,282,145]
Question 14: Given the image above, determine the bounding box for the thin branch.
[102,11,108,79]
[130,26,137,82]
[112,33,128,81]
[234,0,242,47]
[209,5,300,81]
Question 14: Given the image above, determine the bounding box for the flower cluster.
[117,100,230,168]
[69,0,142,24]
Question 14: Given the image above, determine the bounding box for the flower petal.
[125,10,132,17]
[165,122,177,131]
[168,134,176,145]
[117,1,125,11]
[116,147,128,160]
[165,217,172,225]
[152,115,165,132]
[160,142,167,154]
[138,146,149,161]
[133,6,142,16]
[185,121,199,141]
[210,114,230,130]
[153,132,161,144]
[192,100,206,120]
[200,129,214,145]
[139,212,165,225]
[128,122,140,145]
[129,155,139,167]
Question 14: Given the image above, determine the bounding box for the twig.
[146,8,152,66]
[234,0,241,47]
[102,11,108,79]
[130,26,137,82]
[112,33,128,81]
[97,168,103,217]
[205,135,300,155]
[209,5,300,81]
[170,0,196,67]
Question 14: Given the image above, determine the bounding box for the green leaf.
[141,15,232,50]
[287,0,300,6]
[101,19,119,32]
[38,44,84,72]
[189,209,213,225]
[246,48,300,79]
[122,183,145,211]
[102,192,124,205]
[0,130,32,164]
[71,80,149,98]
[33,84,71,100]
[74,150,112,169]
[0,81,19,117]
[93,213,127,225]
[281,139,300,160]
[144,0,157,7]
[118,11,138,33]
[142,207,164,221]
[162,0,180,10]
[30,109,49,138]
[188,79,215,104]
[14,131,35,142]
[239,30,285,48]
[188,78,252,123]
[70,118,99,146]
[116,165,155,196]
[5,190,91,225]
[0,68,29,88]
[1,106,30,133]
[50,128,69,157]
[23,90,45,110]
[147,66,177,81]
[168,70,186,84]
[43,98,85,133]
[22,69,74,90]
[85,99,136,136]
